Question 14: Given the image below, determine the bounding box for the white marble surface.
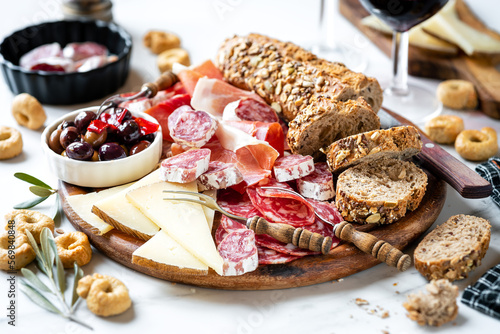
[1,1,500,333]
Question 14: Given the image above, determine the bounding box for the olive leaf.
[24,230,49,276]
[40,229,55,278]
[20,282,63,315]
[29,186,55,198]
[14,172,53,189]
[20,268,51,293]
[14,196,49,210]
[71,262,84,307]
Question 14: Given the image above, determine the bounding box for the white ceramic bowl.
[42,107,162,188]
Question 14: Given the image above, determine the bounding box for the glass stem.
[390,30,409,96]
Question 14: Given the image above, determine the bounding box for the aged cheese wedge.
[201,188,216,231]
[66,184,131,235]
[132,231,209,274]
[92,170,161,240]
[126,181,224,275]
[421,0,500,55]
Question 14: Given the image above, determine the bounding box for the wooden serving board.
[339,0,500,119]
[59,173,446,290]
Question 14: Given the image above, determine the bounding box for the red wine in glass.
[359,0,449,124]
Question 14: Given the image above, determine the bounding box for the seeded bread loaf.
[414,214,491,282]
[336,157,428,224]
[287,97,380,158]
[216,33,383,122]
[326,126,423,173]
[403,279,459,327]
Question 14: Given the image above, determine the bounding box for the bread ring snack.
[77,273,132,317]
[4,210,55,244]
[424,115,464,144]
[455,127,498,161]
[11,93,47,130]
[55,232,92,268]
[0,126,23,160]
[0,231,36,270]
[437,80,477,110]
[157,48,190,73]
[143,30,181,54]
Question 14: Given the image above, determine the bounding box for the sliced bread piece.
[414,214,491,281]
[403,279,459,327]
[287,97,380,159]
[335,157,427,224]
[326,125,422,173]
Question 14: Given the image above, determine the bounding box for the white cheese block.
[132,230,208,274]
[66,184,130,235]
[200,188,216,232]
[126,181,224,275]
[92,169,161,240]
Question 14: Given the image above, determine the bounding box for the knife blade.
[379,108,492,199]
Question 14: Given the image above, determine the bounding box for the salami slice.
[223,97,279,123]
[198,161,244,191]
[273,154,314,182]
[159,148,210,183]
[307,198,343,226]
[217,229,258,276]
[168,106,218,148]
[248,186,316,226]
[255,234,317,256]
[215,223,229,246]
[63,42,108,61]
[296,162,335,201]
[217,189,262,218]
[219,215,246,231]
[257,246,301,265]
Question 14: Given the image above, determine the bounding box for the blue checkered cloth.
[461,263,500,319]
[476,157,500,208]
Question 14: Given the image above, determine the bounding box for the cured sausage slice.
[296,162,335,201]
[255,234,318,256]
[257,246,301,265]
[217,229,258,276]
[273,154,314,182]
[159,148,210,183]
[223,97,279,123]
[198,161,244,190]
[307,198,343,226]
[217,189,262,218]
[168,106,218,148]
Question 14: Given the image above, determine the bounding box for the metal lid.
[62,0,113,22]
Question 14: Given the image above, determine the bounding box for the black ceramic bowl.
[0,19,132,105]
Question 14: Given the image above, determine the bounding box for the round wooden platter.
[59,173,446,290]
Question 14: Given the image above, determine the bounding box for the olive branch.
[20,228,92,330]
[13,172,60,221]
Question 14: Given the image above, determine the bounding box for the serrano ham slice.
[225,120,284,157]
[20,42,63,69]
[159,148,210,183]
[222,97,279,123]
[168,106,218,148]
[198,161,243,190]
[273,154,314,182]
[296,162,335,201]
[218,229,258,276]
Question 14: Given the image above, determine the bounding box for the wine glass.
[359,0,449,124]
[312,0,368,72]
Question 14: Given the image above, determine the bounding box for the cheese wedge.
[66,184,131,235]
[201,188,216,231]
[421,0,500,55]
[92,169,161,240]
[126,181,224,275]
[132,230,209,274]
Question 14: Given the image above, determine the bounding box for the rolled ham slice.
[159,148,210,183]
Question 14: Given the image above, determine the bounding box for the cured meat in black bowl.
[0,19,132,105]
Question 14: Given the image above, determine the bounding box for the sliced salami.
[296,162,335,201]
[255,234,317,256]
[63,42,108,61]
[159,148,211,183]
[168,106,218,148]
[223,97,279,123]
[257,246,301,265]
[217,189,262,218]
[198,161,244,191]
[215,223,229,246]
[307,198,344,226]
[273,154,314,182]
[217,229,258,276]
[219,215,246,231]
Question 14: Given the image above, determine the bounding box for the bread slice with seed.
[326,126,423,173]
[287,97,380,159]
[403,279,459,327]
[414,214,491,282]
[335,157,427,224]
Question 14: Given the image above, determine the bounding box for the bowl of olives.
[42,106,162,187]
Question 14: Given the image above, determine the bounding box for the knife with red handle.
[380,108,492,199]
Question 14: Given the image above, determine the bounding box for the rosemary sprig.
[21,228,91,330]
[13,173,60,221]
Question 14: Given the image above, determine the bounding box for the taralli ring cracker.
[437,79,477,110]
[143,30,181,54]
[424,115,464,144]
[4,210,55,244]
[0,231,36,270]
[455,127,498,161]
[157,48,190,73]
[55,232,92,268]
[0,125,23,160]
[11,93,47,130]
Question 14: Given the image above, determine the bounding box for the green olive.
[83,130,107,148]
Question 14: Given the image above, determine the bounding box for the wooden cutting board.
[339,0,500,119]
[59,172,446,290]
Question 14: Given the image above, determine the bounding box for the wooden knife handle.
[383,108,492,199]
[334,222,411,272]
[246,216,332,254]
[141,71,178,98]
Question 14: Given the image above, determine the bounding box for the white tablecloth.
[1,1,499,333]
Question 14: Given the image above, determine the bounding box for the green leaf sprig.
[20,228,92,330]
[13,173,60,221]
